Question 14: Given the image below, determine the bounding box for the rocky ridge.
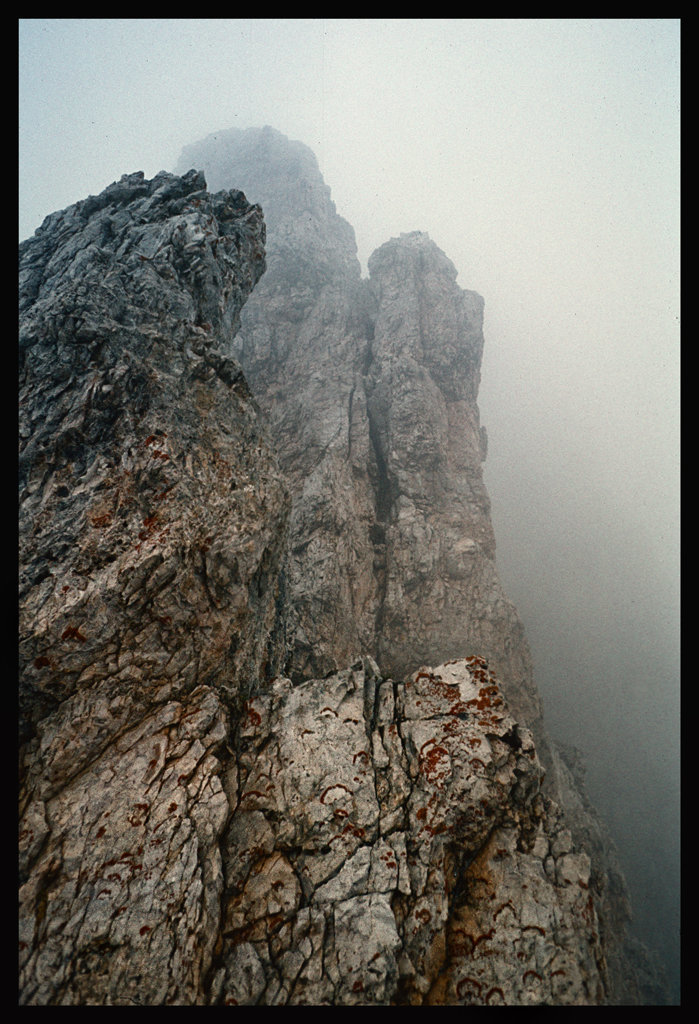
[18,142,667,1003]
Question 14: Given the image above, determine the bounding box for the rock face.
[19,170,290,1003]
[19,168,289,739]
[178,127,381,688]
[19,139,667,1004]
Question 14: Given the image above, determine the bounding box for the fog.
[19,19,680,1000]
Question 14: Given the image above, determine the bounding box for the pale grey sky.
[18,18,680,994]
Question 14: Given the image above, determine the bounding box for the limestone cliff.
[18,145,667,1003]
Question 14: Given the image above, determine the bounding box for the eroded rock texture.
[178,127,380,686]
[19,170,289,1003]
[216,658,606,1005]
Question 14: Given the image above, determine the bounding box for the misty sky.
[18,18,680,996]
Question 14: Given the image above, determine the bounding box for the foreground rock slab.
[217,657,606,1005]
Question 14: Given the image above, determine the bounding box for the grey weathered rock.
[178,127,379,684]
[19,686,231,1004]
[19,169,288,740]
[174,127,668,1004]
[19,169,290,1004]
[364,231,542,743]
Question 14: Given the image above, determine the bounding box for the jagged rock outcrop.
[363,232,538,731]
[19,168,289,739]
[18,138,667,1004]
[19,170,290,1003]
[178,127,380,686]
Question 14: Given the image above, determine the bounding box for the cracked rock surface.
[19,686,230,1004]
[216,657,606,1005]
[175,127,668,1004]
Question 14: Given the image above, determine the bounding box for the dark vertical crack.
[365,400,391,643]
[361,303,394,650]
[367,405,393,525]
[347,384,355,462]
